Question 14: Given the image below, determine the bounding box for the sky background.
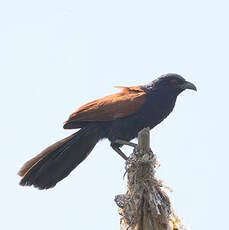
[1,0,229,229]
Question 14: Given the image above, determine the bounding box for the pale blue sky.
[1,0,228,229]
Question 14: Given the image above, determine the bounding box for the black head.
[144,73,197,95]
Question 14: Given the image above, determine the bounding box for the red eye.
[170,79,177,85]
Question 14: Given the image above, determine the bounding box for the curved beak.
[181,81,197,91]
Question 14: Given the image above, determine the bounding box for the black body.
[18,73,196,189]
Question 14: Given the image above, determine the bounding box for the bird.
[18,73,197,190]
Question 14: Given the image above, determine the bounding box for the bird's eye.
[170,79,177,85]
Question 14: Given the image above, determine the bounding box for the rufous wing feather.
[63,86,146,129]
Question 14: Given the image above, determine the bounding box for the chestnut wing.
[63,86,146,129]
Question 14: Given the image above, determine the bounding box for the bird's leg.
[111,144,128,160]
[114,139,137,148]
[111,139,137,160]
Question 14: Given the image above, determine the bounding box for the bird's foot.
[111,139,137,161]
[114,139,137,148]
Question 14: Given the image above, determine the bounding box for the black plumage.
[18,73,196,189]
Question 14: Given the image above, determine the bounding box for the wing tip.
[63,122,70,129]
[63,121,76,129]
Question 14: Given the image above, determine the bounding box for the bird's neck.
[141,84,178,105]
[152,91,177,110]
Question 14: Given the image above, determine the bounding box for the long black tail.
[18,126,103,189]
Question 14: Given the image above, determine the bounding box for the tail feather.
[18,126,102,189]
[18,135,74,177]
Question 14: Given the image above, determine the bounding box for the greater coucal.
[18,73,197,189]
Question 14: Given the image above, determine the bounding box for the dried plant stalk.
[115,128,187,230]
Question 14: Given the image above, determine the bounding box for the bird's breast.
[145,93,177,123]
[107,94,177,143]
